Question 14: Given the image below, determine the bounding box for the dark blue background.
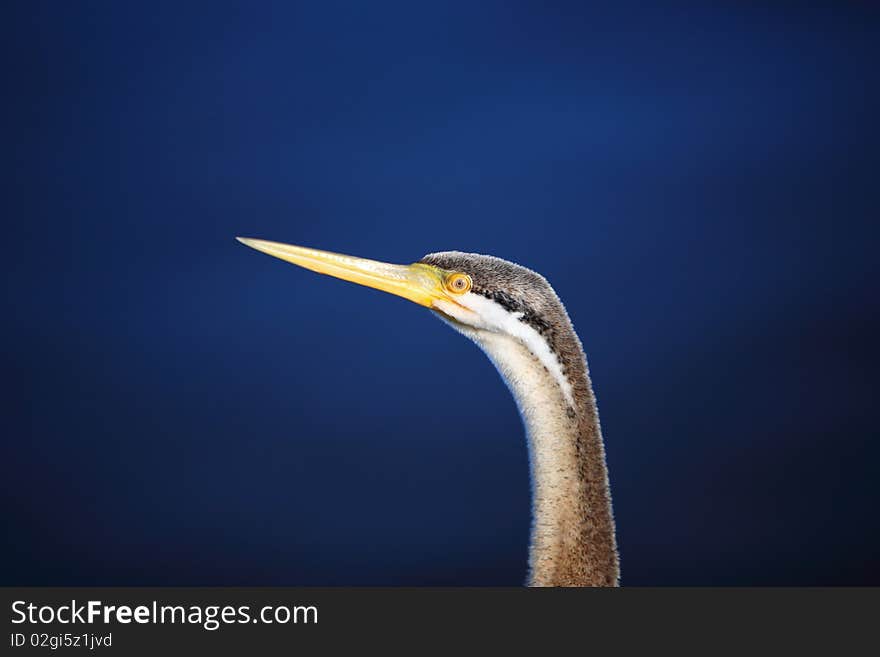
[3,1,877,585]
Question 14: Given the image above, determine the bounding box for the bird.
[236,237,619,587]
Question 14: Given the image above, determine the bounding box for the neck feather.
[472,329,620,587]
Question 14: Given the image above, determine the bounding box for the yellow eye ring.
[445,272,472,295]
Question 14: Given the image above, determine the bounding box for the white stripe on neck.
[434,293,575,408]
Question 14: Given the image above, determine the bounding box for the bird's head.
[236,238,580,408]
[235,237,566,342]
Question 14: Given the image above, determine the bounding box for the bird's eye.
[445,272,472,294]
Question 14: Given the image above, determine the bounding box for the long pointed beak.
[236,237,450,308]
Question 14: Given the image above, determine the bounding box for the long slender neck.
[474,330,620,587]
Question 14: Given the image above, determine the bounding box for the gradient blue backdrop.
[3,1,877,585]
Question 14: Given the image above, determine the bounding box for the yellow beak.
[236,237,450,308]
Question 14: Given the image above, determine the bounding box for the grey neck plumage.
[465,326,620,587]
